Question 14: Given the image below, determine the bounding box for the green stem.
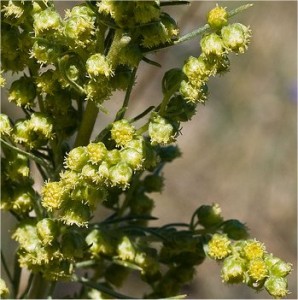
[160,1,190,6]
[114,67,138,121]
[75,260,97,268]
[136,122,149,135]
[27,273,49,299]
[130,106,155,123]
[0,138,53,177]
[228,3,253,18]
[174,23,210,46]
[143,3,253,54]
[76,276,135,299]
[74,101,99,147]
[158,91,173,115]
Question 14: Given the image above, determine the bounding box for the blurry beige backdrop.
[1,1,297,299]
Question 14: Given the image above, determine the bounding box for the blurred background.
[1,1,297,299]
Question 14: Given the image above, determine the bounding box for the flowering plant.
[0,1,292,299]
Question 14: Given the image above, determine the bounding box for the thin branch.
[0,138,52,176]
[114,67,138,121]
[75,276,136,299]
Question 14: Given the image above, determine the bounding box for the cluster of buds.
[41,119,147,226]
[180,5,251,103]
[11,218,88,280]
[207,234,292,298]
[1,113,35,216]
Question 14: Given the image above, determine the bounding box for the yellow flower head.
[208,234,231,260]
[243,239,266,260]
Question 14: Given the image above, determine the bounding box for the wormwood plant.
[0,1,293,299]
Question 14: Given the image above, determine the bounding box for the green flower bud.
[63,57,85,83]
[3,1,24,17]
[33,8,61,35]
[85,229,114,257]
[12,120,32,147]
[0,278,9,298]
[8,77,36,108]
[207,5,228,30]
[65,146,89,172]
[59,170,81,190]
[141,13,179,48]
[80,164,104,185]
[179,80,208,104]
[242,239,266,260]
[166,95,197,122]
[86,54,113,78]
[264,276,289,298]
[4,153,30,181]
[248,258,268,281]
[109,162,133,188]
[182,56,214,86]
[105,149,121,166]
[12,220,39,252]
[61,231,85,259]
[221,255,246,283]
[196,203,223,228]
[120,147,143,170]
[35,70,60,95]
[31,39,61,64]
[60,201,90,227]
[97,161,110,181]
[68,4,96,20]
[130,194,154,216]
[117,44,143,68]
[158,144,181,162]
[265,256,292,277]
[134,1,160,24]
[135,251,159,275]
[221,219,249,240]
[42,259,73,281]
[215,54,231,75]
[200,33,225,57]
[162,68,186,95]
[13,114,53,149]
[44,90,72,115]
[0,114,12,136]
[111,119,136,147]
[85,77,112,104]
[1,24,19,60]
[64,14,95,48]
[148,114,174,145]
[28,112,53,140]
[70,183,106,208]
[126,136,145,154]
[117,236,136,261]
[143,174,164,193]
[221,23,251,54]
[36,218,59,246]
[41,181,65,211]
[207,234,231,260]
[97,1,135,28]
[11,187,35,215]
[87,142,108,165]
